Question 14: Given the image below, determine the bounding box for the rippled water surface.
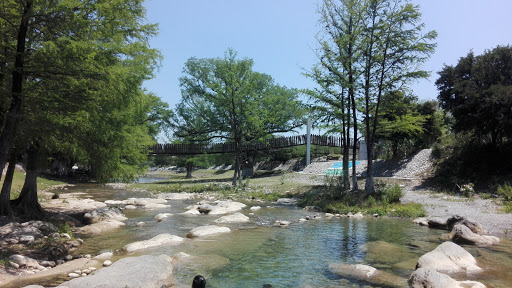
[43,184,512,287]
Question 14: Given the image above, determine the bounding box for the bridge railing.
[149,134,357,155]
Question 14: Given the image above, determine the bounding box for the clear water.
[31,183,512,288]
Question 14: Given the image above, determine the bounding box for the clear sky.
[142,0,512,112]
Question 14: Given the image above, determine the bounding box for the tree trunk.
[0,151,17,216]
[0,0,33,184]
[12,145,45,219]
[241,152,254,179]
[351,91,358,191]
[342,89,350,191]
[364,141,375,195]
[185,162,193,178]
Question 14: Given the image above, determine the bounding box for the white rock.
[122,234,184,252]
[136,222,145,226]
[416,241,482,274]
[250,206,261,211]
[186,225,231,238]
[214,212,250,224]
[68,272,80,278]
[103,260,112,267]
[154,213,173,222]
[94,251,113,260]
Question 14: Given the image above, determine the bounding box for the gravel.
[298,149,512,237]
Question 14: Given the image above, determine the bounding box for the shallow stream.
[39,182,512,287]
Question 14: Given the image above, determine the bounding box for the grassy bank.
[0,171,64,200]
[130,169,425,218]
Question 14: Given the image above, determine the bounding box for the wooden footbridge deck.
[149,134,356,155]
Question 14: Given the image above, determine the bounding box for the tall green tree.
[376,91,426,159]
[359,0,436,194]
[437,45,512,146]
[0,0,162,218]
[172,49,305,186]
[307,0,365,192]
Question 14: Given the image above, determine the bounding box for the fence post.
[306,118,311,166]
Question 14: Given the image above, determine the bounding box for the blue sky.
[142,0,512,113]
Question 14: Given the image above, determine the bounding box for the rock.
[186,225,231,238]
[446,215,487,234]
[9,261,19,268]
[276,198,297,205]
[136,222,145,226]
[329,263,408,287]
[209,200,246,215]
[273,220,291,227]
[214,212,250,224]
[40,260,56,267]
[9,255,40,269]
[416,241,482,274]
[325,213,334,218]
[124,205,137,210]
[103,260,112,267]
[83,207,127,224]
[143,203,170,209]
[42,241,69,261]
[104,198,168,208]
[58,255,175,288]
[19,235,35,245]
[250,206,261,211]
[409,268,487,288]
[348,212,364,218]
[122,234,185,253]
[75,220,125,235]
[60,233,72,239]
[94,252,113,260]
[154,213,173,222]
[21,286,45,288]
[450,224,500,247]
[428,215,487,234]
[65,255,73,261]
[413,217,429,226]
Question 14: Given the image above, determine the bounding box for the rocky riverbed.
[1,149,512,287]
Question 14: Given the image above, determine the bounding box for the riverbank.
[1,150,512,287]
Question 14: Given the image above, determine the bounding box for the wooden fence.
[149,134,357,155]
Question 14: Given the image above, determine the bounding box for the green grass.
[135,169,425,218]
[0,171,64,200]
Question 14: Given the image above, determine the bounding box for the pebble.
[68,272,80,278]
[103,260,112,267]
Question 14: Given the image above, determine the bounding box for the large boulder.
[58,255,174,288]
[427,215,487,234]
[196,200,246,215]
[329,263,407,288]
[416,242,482,274]
[409,268,486,288]
[186,225,231,238]
[450,224,500,247]
[83,207,126,224]
[122,234,185,253]
[214,212,250,224]
[75,220,125,235]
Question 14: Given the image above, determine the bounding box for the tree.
[172,49,305,186]
[376,91,426,159]
[306,0,364,192]
[359,0,436,195]
[309,0,436,195]
[437,45,512,146]
[0,0,162,218]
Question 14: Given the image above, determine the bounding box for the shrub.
[497,183,512,202]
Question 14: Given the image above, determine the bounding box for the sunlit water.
[34,183,512,288]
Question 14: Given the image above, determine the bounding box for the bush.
[497,183,512,202]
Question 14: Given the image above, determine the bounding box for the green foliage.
[171,49,306,185]
[437,45,512,146]
[497,183,512,202]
